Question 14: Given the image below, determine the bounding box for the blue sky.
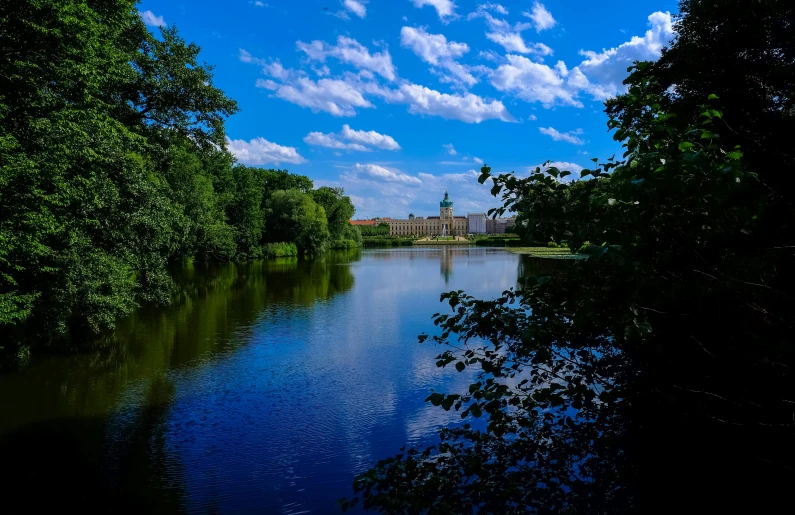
[139,0,678,218]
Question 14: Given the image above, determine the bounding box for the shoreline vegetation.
[0,1,362,359]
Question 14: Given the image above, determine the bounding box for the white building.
[467,213,487,234]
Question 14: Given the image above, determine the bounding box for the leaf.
[708,93,719,100]
[455,362,466,372]
[726,151,743,160]
[560,171,571,178]
[678,141,695,152]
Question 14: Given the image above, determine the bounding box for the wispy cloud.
[141,10,165,27]
[443,143,457,155]
[524,2,556,32]
[538,127,585,145]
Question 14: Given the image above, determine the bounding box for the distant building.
[468,213,487,234]
[486,217,516,234]
[354,191,467,237]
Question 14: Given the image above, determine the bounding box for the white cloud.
[473,157,484,164]
[259,76,374,117]
[524,2,556,32]
[400,27,477,86]
[538,127,585,145]
[141,10,165,27]
[297,36,396,81]
[376,82,514,123]
[533,161,584,174]
[490,55,581,107]
[254,1,266,6]
[479,3,508,15]
[349,163,422,185]
[304,132,369,151]
[443,143,457,155]
[226,137,307,165]
[341,124,401,150]
[577,11,673,99]
[307,125,400,151]
[411,0,457,20]
[400,27,469,65]
[468,7,550,56]
[343,0,367,18]
[528,114,538,121]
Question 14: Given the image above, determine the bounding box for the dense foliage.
[359,223,392,237]
[347,1,795,512]
[0,0,357,355]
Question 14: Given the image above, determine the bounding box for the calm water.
[0,247,527,514]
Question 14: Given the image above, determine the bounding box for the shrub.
[262,242,298,258]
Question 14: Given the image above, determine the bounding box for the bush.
[362,238,414,247]
[328,239,360,249]
[262,242,298,258]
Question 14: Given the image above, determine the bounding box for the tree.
[264,190,329,254]
[311,187,356,240]
[346,2,795,512]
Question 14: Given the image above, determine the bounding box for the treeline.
[0,0,358,352]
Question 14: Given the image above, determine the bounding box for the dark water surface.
[0,247,524,514]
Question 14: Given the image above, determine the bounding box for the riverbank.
[504,247,582,259]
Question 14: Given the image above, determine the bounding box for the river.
[0,247,528,514]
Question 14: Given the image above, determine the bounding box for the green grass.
[504,247,583,259]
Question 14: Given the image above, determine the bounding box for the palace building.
[350,190,515,236]
[383,191,467,237]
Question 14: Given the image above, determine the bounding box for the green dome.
[440,190,453,208]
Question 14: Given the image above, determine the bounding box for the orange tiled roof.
[350,220,377,226]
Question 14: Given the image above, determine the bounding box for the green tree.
[264,190,329,254]
[311,186,356,240]
[0,0,238,349]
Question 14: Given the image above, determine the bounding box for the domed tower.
[440,190,453,219]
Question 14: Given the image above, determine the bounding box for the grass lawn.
[504,247,583,259]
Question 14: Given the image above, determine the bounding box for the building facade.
[349,192,515,236]
[486,217,517,234]
[468,213,487,234]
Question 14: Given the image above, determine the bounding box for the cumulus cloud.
[343,0,367,18]
[411,0,457,20]
[141,10,165,27]
[226,137,307,165]
[258,76,374,117]
[242,41,512,123]
[376,82,514,123]
[400,26,469,65]
[490,55,581,107]
[297,36,396,81]
[577,11,673,99]
[341,125,401,150]
[349,163,422,185]
[443,143,457,155]
[473,157,484,164]
[307,125,400,151]
[524,2,556,32]
[539,127,585,145]
[400,26,477,86]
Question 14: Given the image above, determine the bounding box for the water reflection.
[0,247,519,514]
